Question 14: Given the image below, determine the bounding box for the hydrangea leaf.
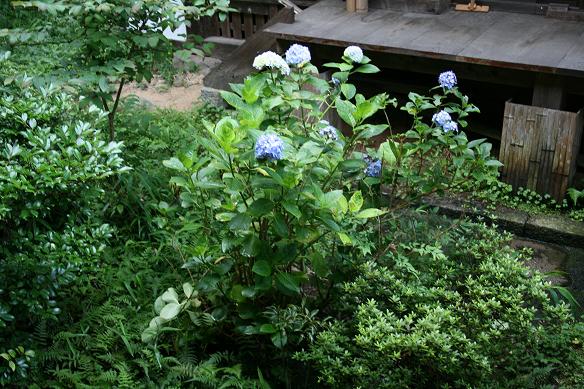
[275,273,300,295]
[252,260,272,277]
[349,191,364,213]
[159,303,181,320]
[355,208,387,219]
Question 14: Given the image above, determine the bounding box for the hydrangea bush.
[145,45,502,383]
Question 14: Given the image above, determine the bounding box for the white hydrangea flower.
[252,51,290,75]
[344,46,364,64]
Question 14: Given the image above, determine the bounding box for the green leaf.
[163,157,186,172]
[154,297,165,314]
[275,273,300,295]
[355,208,387,219]
[319,214,340,231]
[229,213,252,230]
[242,287,257,298]
[148,35,160,47]
[248,198,274,217]
[230,285,246,302]
[161,288,179,304]
[337,194,348,215]
[141,327,158,343]
[258,368,272,389]
[272,213,289,237]
[349,191,364,213]
[356,124,388,140]
[283,202,302,219]
[241,234,261,257]
[467,138,487,149]
[242,76,265,104]
[337,232,353,245]
[159,303,181,320]
[485,160,503,167]
[310,253,330,277]
[355,64,380,74]
[220,91,246,110]
[379,141,397,166]
[98,77,109,92]
[259,324,277,334]
[339,159,366,173]
[335,97,356,127]
[213,117,241,152]
[183,283,194,298]
[341,83,356,100]
[271,331,287,348]
[320,190,344,210]
[354,101,377,123]
[252,260,272,277]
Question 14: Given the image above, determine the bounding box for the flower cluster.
[438,71,457,90]
[344,46,363,64]
[285,44,311,66]
[364,156,382,177]
[318,120,339,141]
[255,133,284,161]
[432,110,451,126]
[432,110,458,133]
[253,51,290,75]
[443,121,458,133]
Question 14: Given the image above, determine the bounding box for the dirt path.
[121,56,221,110]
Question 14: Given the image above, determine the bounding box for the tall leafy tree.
[2,0,232,139]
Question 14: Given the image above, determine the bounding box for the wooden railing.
[190,0,283,39]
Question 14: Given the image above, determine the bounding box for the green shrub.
[0,79,127,384]
[298,218,584,388]
[29,244,259,389]
[103,99,225,239]
[142,47,500,386]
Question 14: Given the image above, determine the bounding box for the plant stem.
[107,78,126,141]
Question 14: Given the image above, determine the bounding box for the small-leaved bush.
[0,78,127,384]
[298,217,584,388]
[454,170,584,222]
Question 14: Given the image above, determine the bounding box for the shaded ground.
[513,237,584,306]
[513,238,569,285]
[121,56,222,110]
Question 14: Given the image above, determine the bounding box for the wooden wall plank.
[232,13,243,39]
[243,14,254,38]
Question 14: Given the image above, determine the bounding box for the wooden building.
[262,0,584,199]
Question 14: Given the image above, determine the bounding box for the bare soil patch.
[121,56,221,110]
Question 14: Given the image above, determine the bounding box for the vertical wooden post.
[532,74,565,110]
[346,0,356,13]
[356,0,368,13]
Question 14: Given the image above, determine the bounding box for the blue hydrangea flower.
[438,71,457,89]
[364,159,382,177]
[318,120,339,141]
[255,133,284,161]
[253,51,290,75]
[344,46,363,64]
[432,110,452,127]
[443,121,458,133]
[285,44,311,65]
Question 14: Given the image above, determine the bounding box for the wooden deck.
[265,0,584,77]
